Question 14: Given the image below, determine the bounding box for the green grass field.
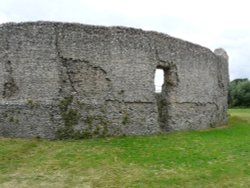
[1,109,250,188]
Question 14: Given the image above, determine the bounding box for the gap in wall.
[154,68,164,93]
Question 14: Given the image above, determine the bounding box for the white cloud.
[0,12,10,23]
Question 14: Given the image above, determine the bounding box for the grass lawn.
[1,109,250,187]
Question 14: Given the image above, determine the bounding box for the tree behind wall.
[229,78,250,107]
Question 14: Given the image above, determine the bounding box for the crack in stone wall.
[54,25,111,98]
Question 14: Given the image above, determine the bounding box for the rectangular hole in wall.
[154,68,164,93]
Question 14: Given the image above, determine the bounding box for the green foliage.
[122,111,129,125]
[1,109,250,187]
[26,99,34,108]
[56,96,110,139]
[58,96,73,112]
[4,111,20,124]
[228,78,250,107]
[8,116,19,124]
[82,115,110,138]
[26,99,39,109]
[56,96,80,139]
[8,116,14,122]
[62,109,80,128]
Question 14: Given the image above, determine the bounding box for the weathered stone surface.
[0,22,229,139]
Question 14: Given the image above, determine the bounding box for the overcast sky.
[0,0,249,80]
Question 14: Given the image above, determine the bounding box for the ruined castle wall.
[151,35,229,130]
[0,22,229,139]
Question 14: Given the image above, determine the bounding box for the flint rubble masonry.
[0,22,229,139]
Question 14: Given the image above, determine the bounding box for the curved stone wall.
[0,22,229,139]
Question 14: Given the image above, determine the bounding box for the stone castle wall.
[0,22,229,139]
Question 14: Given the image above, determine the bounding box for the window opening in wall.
[154,68,164,93]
